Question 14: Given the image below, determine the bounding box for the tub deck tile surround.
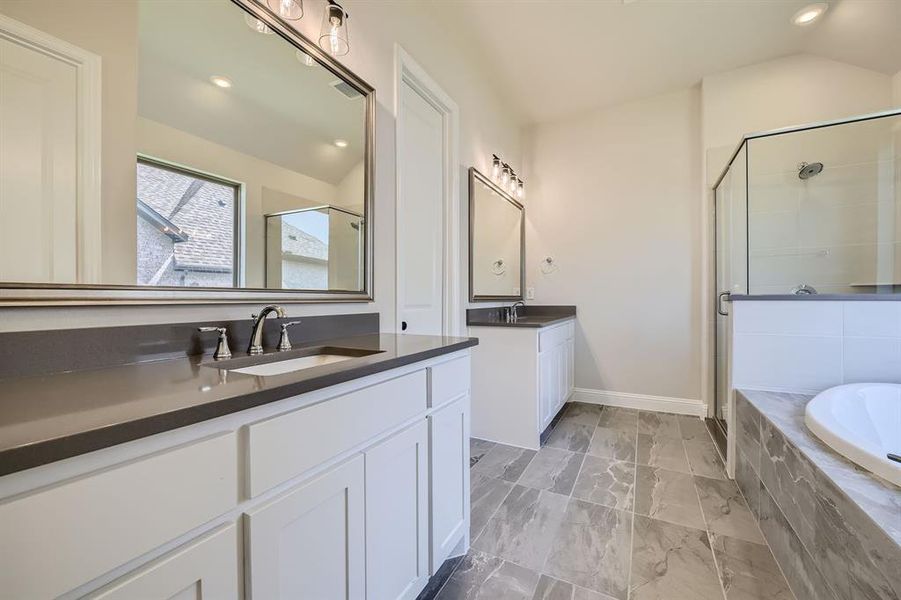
[424,402,794,600]
[734,389,901,600]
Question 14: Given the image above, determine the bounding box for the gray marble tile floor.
[427,402,795,600]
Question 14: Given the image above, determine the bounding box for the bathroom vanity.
[467,306,576,449]
[0,318,476,599]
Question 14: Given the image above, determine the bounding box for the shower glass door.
[713,144,748,455]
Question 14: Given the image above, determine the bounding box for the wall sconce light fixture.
[319,0,350,57]
[491,155,525,199]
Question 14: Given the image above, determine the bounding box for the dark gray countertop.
[737,388,900,545]
[466,305,576,328]
[0,333,477,476]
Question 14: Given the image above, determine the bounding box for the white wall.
[702,54,894,177]
[732,300,901,393]
[0,0,522,332]
[525,87,703,404]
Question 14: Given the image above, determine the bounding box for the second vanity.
[467,306,576,449]
[0,313,476,599]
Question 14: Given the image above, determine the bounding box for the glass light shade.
[491,155,502,179]
[509,176,518,195]
[517,179,524,199]
[268,0,303,20]
[500,166,510,186]
[244,13,273,34]
[319,1,350,57]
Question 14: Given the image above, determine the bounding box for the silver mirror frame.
[468,167,525,302]
[0,0,375,306]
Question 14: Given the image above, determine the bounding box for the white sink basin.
[230,354,355,376]
[805,383,901,486]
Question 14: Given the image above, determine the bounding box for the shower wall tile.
[732,299,901,394]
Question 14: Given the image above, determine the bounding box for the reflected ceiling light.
[296,49,316,67]
[334,139,348,148]
[792,3,828,26]
[210,75,233,88]
[319,0,350,57]
[267,0,303,21]
[244,13,274,34]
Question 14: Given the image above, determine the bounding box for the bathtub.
[805,383,901,487]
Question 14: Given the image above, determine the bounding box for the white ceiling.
[434,0,901,124]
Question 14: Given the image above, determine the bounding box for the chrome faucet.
[248,305,286,355]
[510,301,525,322]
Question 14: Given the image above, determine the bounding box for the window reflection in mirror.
[265,207,363,291]
[0,0,370,295]
[469,168,524,301]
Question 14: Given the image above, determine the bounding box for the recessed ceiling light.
[792,2,828,26]
[210,75,233,88]
[334,139,348,148]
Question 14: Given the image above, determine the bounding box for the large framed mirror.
[0,0,374,304]
[469,168,524,302]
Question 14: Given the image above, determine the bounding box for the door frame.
[0,14,102,283]
[394,45,461,336]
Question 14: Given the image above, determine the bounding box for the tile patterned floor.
[429,403,795,600]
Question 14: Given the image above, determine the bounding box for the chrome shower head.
[798,162,824,180]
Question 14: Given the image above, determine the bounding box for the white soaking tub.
[805,383,901,487]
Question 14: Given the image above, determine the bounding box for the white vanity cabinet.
[470,319,575,449]
[0,349,472,600]
[245,455,366,599]
[538,322,576,431]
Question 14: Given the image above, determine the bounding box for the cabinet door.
[565,338,575,399]
[245,455,365,600]
[429,394,470,573]
[87,524,239,600]
[538,350,555,430]
[365,420,429,600]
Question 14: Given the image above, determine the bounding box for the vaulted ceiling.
[433,0,901,124]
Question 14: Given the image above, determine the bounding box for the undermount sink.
[212,347,382,377]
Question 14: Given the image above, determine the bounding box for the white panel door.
[365,420,429,600]
[245,455,365,600]
[0,32,78,283]
[429,394,470,572]
[397,79,445,335]
[86,524,239,600]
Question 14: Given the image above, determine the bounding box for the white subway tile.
[842,302,901,338]
[842,337,901,384]
[733,301,842,336]
[732,333,843,393]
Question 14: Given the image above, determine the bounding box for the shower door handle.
[717,291,732,317]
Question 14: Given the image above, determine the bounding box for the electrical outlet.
[526,287,535,300]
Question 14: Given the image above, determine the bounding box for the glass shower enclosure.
[710,108,901,452]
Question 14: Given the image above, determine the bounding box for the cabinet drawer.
[430,356,470,407]
[0,433,237,599]
[538,320,574,352]
[247,370,427,496]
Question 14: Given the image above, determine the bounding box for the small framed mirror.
[469,167,525,302]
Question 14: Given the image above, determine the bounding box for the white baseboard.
[571,388,707,417]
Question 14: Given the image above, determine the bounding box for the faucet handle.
[278,320,302,351]
[197,326,232,360]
